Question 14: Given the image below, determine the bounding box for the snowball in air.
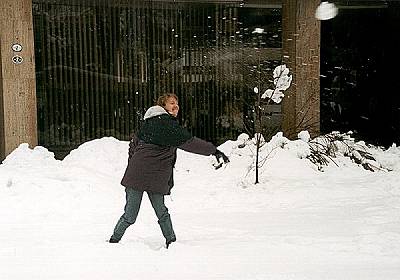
[315,2,338,20]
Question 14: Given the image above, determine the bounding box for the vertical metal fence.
[32,0,281,157]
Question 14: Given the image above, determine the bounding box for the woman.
[109,93,229,248]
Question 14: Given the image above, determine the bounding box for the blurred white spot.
[252,28,264,34]
[315,2,338,20]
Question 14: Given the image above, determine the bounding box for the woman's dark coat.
[120,106,216,195]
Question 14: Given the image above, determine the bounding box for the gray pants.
[111,188,176,242]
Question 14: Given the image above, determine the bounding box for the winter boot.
[109,237,120,243]
[166,237,176,249]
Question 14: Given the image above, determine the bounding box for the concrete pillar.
[281,0,321,139]
[0,0,37,161]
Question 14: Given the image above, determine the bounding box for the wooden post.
[281,0,320,139]
[0,0,37,161]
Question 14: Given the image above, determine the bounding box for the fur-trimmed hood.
[143,105,168,120]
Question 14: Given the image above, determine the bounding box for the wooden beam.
[0,0,37,161]
[281,0,320,139]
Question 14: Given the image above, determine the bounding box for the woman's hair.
[156,93,178,107]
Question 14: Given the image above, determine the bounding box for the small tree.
[237,27,292,184]
[252,65,292,183]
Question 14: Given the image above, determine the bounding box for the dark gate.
[32,0,282,157]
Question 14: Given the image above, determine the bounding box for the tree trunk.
[0,0,37,161]
[281,0,321,139]
[255,134,260,184]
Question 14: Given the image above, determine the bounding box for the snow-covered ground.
[1,133,399,279]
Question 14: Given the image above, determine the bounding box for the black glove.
[214,149,229,164]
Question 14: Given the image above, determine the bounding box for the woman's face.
[164,97,179,117]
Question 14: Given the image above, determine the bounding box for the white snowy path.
[0,138,399,279]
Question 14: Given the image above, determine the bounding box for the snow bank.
[2,143,58,168]
[1,132,400,280]
[62,137,128,177]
